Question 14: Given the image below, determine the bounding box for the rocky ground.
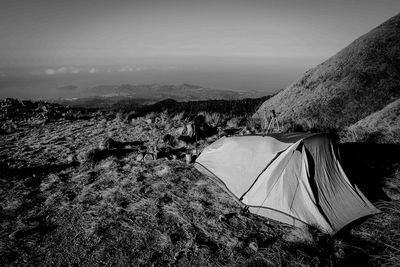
[1,99,400,266]
[0,112,285,266]
[0,98,96,135]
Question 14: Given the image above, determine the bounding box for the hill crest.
[255,13,400,129]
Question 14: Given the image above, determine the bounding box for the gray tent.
[195,133,380,234]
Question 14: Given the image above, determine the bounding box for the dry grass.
[339,99,400,144]
[255,14,400,130]
[1,114,400,266]
[340,126,400,144]
[2,153,399,266]
[367,201,400,266]
[246,117,262,133]
[0,157,288,266]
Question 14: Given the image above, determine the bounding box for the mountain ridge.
[56,83,268,108]
[255,13,400,129]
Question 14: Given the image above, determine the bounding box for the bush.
[203,112,223,127]
[246,117,262,132]
[340,126,400,144]
[115,96,270,119]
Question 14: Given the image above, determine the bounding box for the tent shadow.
[2,162,80,183]
[90,148,139,162]
[338,143,400,202]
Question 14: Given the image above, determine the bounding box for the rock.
[248,241,258,252]
[100,159,114,169]
[122,164,131,171]
[136,153,144,162]
[66,154,77,164]
[185,153,192,164]
[186,123,194,137]
[77,151,87,163]
[78,148,101,164]
[0,98,87,126]
[164,123,171,131]
[190,148,198,156]
[175,126,185,136]
[206,135,218,143]
[154,164,170,176]
[144,154,154,162]
[226,117,240,128]
[283,226,314,243]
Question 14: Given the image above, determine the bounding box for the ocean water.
[0,62,311,100]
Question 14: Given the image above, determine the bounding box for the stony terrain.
[0,108,288,266]
[0,98,95,135]
[255,13,400,130]
[1,99,400,266]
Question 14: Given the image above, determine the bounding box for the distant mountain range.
[255,13,400,130]
[55,83,268,108]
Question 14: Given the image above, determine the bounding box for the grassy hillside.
[341,98,400,143]
[255,13,400,130]
[350,98,400,129]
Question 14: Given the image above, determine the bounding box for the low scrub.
[340,126,400,144]
[116,96,270,119]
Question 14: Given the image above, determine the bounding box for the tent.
[195,133,380,234]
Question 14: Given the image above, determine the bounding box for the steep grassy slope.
[350,98,400,129]
[341,98,400,143]
[255,13,400,130]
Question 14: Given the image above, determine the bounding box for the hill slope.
[351,98,400,129]
[342,98,400,143]
[255,13,400,129]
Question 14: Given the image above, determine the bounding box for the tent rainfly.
[195,133,380,234]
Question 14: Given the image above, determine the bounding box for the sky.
[0,0,399,98]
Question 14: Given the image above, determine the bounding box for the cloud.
[45,69,57,75]
[135,66,147,71]
[44,66,80,75]
[117,66,131,72]
[163,66,177,70]
[89,67,96,74]
[117,65,148,72]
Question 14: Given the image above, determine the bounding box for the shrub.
[204,112,223,127]
[246,117,262,132]
[172,112,185,121]
[226,117,241,128]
